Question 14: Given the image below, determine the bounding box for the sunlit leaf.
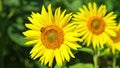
[79,47,93,55]
[34,61,48,68]
[8,26,28,47]
[3,0,20,6]
[69,63,93,68]
[62,0,83,12]
[99,49,112,56]
[105,0,113,11]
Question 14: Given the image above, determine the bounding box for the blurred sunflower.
[107,24,120,54]
[23,4,82,67]
[73,2,117,49]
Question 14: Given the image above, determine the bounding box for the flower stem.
[93,49,99,68]
[112,54,116,68]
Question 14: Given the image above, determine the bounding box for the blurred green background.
[0,0,120,68]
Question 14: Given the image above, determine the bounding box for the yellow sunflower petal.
[28,16,42,27]
[25,23,40,30]
[115,43,120,51]
[88,2,93,15]
[65,41,81,50]
[54,49,62,66]
[92,35,99,49]
[64,25,77,32]
[48,54,54,67]
[41,5,47,15]
[55,7,61,25]
[63,22,76,31]
[60,44,70,62]
[59,48,65,62]
[105,28,117,37]
[44,49,54,65]
[86,33,92,46]
[83,5,89,12]
[48,4,53,25]
[33,48,45,59]
[60,10,66,21]
[60,13,72,28]
[30,44,43,58]
[98,5,106,17]
[65,33,82,42]
[98,35,104,48]
[23,30,41,39]
[65,45,75,58]
[93,2,97,15]
[104,12,115,19]
[25,40,40,45]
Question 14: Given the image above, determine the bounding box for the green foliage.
[8,25,28,46]
[79,47,93,55]
[69,63,93,68]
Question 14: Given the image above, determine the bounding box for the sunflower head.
[108,24,120,54]
[23,4,82,67]
[41,25,64,49]
[73,2,117,49]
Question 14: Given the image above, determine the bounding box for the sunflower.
[107,24,120,54]
[23,4,82,67]
[73,2,117,49]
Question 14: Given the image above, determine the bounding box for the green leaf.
[3,0,20,6]
[105,0,113,11]
[99,49,112,56]
[24,59,33,68]
[82,0,94,5]
[54,62,66,68]
[34,61,48,68]
[0,31,1,38]
[79,47,93,55]
[8,26,28,47]
[71,49,79,54]
[62,0,83,12]
[54,64,62,68]
[69,63,93,68]
[23,5,39,11]
[71,0,83,11]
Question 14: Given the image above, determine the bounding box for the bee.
[40,27,45,32]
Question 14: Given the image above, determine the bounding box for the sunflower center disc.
[88,17,105,35]
[41,25,64,49]
[46,30,57,42]
[92,20,100,29]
